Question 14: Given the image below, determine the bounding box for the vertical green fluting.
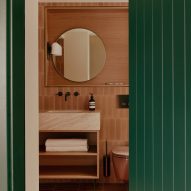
[144,0,153,190]
[6,0,12,190]
[14,2,25,191]
[173,1,185,191]
[162,0,173,191]
[152,0,162,190]
[136,0,145,190]
[6,0,25,191]
[186,0,191,191]
[129,0,137,189]
[129,0,191,190]
[12,1,25,190]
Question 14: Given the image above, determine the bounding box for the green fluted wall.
[7,0,25,190]
[129,0,191,190]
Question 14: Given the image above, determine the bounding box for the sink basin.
[39,110,100,131]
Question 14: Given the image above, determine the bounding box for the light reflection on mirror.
[51,28,106,82]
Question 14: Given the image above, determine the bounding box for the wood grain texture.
[39,131,100,180]
[39,145,97,156]
[45,7,128,86]
[39,166,98,179]
[40,155,97,166]
[39,2,129,183]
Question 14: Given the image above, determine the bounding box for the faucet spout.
[65,92,70,101]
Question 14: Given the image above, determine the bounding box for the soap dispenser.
[89,93,95,111]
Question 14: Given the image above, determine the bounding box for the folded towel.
[46,146,89,152]
[45,139,88,147]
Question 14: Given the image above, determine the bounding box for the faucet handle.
[56,91,63,96]
[73,91,80,97]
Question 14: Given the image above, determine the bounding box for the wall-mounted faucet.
[65,91,70,101]
[56,91,79,101]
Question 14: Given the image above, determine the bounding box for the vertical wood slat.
[130,0,191,190]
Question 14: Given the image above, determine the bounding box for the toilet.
[112,146,129,181]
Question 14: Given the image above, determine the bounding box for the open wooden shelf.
[39,113,100,181]
[39,166,98,179]
[39,145,97,156]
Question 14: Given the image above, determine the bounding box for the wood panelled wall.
[130,0,191,190]
[39,2,129,183]
[45,7,128,86]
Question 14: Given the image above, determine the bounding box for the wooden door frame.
[25,0,39,190]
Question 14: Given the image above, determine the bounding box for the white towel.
[46,146,89,152]
[45,139,88,147]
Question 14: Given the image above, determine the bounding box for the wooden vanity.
[39,110,100,180]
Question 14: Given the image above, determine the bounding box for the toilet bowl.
[112,146,129,181]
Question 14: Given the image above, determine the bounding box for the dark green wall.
[129,0,191,190]
[6,0,25,191]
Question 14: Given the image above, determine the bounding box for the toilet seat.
[112,146,129,158]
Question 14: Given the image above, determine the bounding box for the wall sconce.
[47,42,62,58]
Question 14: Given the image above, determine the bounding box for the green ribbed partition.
[6,0,25,190]
[129,0,191,190]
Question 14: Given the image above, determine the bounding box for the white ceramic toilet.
[112,146,129,181]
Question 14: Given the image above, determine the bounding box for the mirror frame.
[51,28,107,83]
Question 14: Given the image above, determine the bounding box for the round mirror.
[51,28,106,82]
